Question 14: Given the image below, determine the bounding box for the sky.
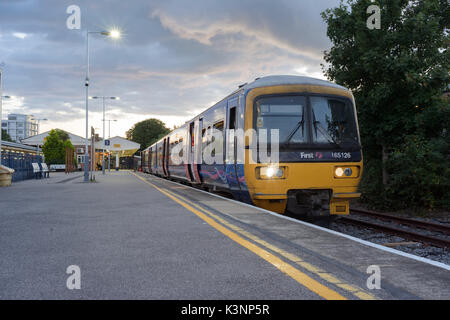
[0,0,340,138]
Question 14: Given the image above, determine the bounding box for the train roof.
[243,75,348,91]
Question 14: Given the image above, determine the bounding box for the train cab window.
[310,96,358,146]
[255,96,306,145]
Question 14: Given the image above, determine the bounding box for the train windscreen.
[255,95,307,144]
[254,94,359,149]
[310,96,359,146]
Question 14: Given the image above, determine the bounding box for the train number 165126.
[331,152,351,159]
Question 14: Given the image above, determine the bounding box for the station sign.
[105,140,110,146]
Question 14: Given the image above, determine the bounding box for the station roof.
[95,136,140,157]
[1,140,41,153]
[21,129,87,146]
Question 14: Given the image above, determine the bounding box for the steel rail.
[350,208,450,235]
[340,216,450,249]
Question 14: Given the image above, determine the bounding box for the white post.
[115,153,119,171]
[102,97,106,174]
[84,30,90,182]
[36,119,40,156]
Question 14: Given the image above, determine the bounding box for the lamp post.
[30,117,47,156]
[90,96,119,174]
[83,29,120,182]
[0,91,12,163]
[104,119,117,172]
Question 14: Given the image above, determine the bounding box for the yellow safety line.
[132,172,347,300]
[148,176,377,301]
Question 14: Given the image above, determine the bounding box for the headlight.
[257,166,285,179]
[334,166,359,178]
[335,167,344,177]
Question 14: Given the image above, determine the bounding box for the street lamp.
[90,96,119,174]
[103,119,117,172]
[31,118,48,134]
[83,29,121,183]
[0,94,12,163]
[30,118,48,156]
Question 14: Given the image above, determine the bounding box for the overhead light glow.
[109,29,121,39]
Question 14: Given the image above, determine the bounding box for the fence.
[0,151,43,182]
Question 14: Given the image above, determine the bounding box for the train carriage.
[142,75,363,220]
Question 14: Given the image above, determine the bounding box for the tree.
[55,129,70,142]
[1,129,14,142]
[322,0,449,210]
[42,129,74,165]
[126,118,170,150]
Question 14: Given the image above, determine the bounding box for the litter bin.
[0,165,15,187]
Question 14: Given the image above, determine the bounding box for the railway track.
[339,208,450,249]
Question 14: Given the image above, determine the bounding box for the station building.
[21,129,140,170]
[1,140,41,155]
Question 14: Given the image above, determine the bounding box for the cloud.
[0,0,339,137]
[151,0,335,59]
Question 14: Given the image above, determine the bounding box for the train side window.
[212,121,224,161]
[229,107,237,130]
[190,122,195,149]
[213,121,224,132]
[202,126,210,141]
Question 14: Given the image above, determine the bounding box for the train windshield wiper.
[285,113,304,145]
[313,121,341,148]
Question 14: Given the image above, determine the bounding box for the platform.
[0,171,448,299]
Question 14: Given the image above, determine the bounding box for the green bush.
[42,129,75,165]
[387,135,450,210]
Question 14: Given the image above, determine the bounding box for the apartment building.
[1,114,38,142]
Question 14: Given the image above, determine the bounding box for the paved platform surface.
[0,171,449,299]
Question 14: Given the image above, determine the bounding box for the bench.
[32,163,42,179]
[41,163,50,178]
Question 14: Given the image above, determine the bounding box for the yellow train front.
[242,76,363,220]
[142,76,363,221]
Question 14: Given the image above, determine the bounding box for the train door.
[185,122,195,182]
[157,142,164,175]
[187,119,202,184]
[192,118,203,183]
[163,137,170,177]
[147,148,152,173]
[226,99,241,193]
[162,139,166,176]
[152,146,157,173]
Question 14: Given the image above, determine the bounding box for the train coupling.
[286,189,331,217]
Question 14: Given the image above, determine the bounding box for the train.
[141,75,363,220]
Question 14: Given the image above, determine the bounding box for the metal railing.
[0,151,43,182]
